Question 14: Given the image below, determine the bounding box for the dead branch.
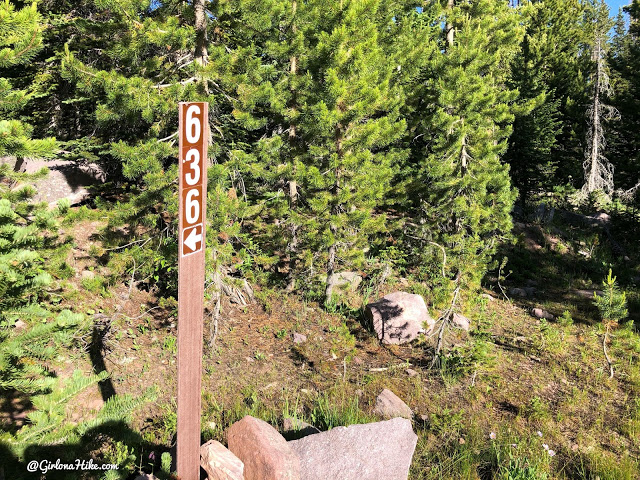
[603,323,614,379]
[430,273,462,369]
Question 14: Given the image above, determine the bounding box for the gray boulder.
[373,389,413,419]
[365,292,434,344]
[288,417,418,480]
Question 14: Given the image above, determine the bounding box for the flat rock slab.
[201,440,244,480]
[288,417,418,480]
[373,389,413,419]
[228,415,300,480]
[365,291,434,344]
[11,158,105,206]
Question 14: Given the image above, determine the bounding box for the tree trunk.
[194,0,208,66]
[286,0,299,292]
[446,0,455,49]
[325,124,343,306]
[587,38,602,193]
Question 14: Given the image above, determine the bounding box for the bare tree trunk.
[460,135,470,177]
[446,0,455,49]
[582,30,618,198]
[325,125,343,306]
[194,0,208,66]
[587,39,602,193]
[286,0,299,293]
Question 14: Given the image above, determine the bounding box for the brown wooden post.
[177,101,208,480]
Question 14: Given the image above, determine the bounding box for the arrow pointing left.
[183,225,202,253]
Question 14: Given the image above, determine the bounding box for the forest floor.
[13,207,640,479]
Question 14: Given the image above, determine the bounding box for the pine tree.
[296,0,406,305]
[56,0,254,304]
[523,0,589,188]
[610,4,640,201]
[227,0,409,304]
[0,0,56,158]
[224,0,309,291]
[504,1,562,208]
[407,0,522,294]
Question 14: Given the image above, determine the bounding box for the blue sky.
[607,0,631,15]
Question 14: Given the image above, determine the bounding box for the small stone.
[405,369,418,377]
[82,270,96,280]
[373,389,413,419]
[451,313,470,331]
[458,438,466,445]
[282,418,320,439]
[571,444,579,452]
[227,415,300,480]
[509,287,527,297]
[532,308,555,321]
[481,294,495,301]
[292,332,307,344]
[13,319,27,330]
[352,356,363,365]
[200,440,244,480]
[355,389,363,397]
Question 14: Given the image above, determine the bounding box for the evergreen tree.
[504,1,562,208]
[0,0,56,158]
[407,0,522,294]
[57,0,253,303]
[229,0,409,303]
[610,3,640,201]
[525,0,589,188]
[298,0,407,305]
[224,0,309,291]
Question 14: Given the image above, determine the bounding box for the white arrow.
[184,226,202,252]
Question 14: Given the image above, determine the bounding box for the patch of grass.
[81,274,112,296]
[162,334,177,354]
[522,396,550,422]
[568,450,640,480]
[309,390,372,431]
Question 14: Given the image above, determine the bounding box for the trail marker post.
[177,102,208,480]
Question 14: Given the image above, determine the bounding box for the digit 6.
[185,104,201,143]
[185,189,200,224]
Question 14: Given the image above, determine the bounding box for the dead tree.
[582,23,619,199]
